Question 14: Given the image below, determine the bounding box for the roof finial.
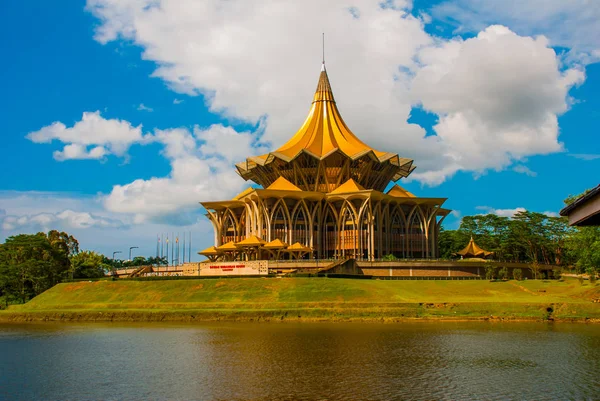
[322,32,325,70]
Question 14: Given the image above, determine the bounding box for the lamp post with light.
[129,246,139,262]
[111,251,122,278]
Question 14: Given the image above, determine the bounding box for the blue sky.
[1,1,599,260]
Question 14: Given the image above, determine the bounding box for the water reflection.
[0,322,599,400]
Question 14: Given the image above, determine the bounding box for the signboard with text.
[200,260,268,276]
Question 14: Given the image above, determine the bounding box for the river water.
[0,322,598,400]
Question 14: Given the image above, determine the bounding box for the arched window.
[292,203,309,246]
[390,208,406,259]
[408,209,425,259]
[271,202,289,243]
[221,210,238,244]
[359,204,371,260]
[340,203,358,258]
[322,205,337,259]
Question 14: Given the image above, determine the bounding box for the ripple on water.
[0,322,599,400]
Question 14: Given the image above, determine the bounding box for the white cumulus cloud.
[84,1,585,186]
[409,25,584,184]
[430,0,600,62]
[103,124,266,223]
[26,111,146,161]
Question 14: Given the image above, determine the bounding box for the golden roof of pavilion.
[266,177,302,191]
[216,241,238,251]
[456,237,493,258]
[198,246,220,256]
[235,235,266,247]
[286,242,312,252]
[263,238,289,249]
[235,63,415,192]
[386,184,415,198]
[329,178,366,194]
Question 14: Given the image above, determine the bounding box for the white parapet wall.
[199,260,269,276]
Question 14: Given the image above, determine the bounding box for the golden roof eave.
[235,64,415,183]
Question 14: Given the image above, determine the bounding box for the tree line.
[0,231,167,306]
[440,194,600,276]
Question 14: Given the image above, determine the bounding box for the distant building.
[560,184,600,226]
[200,63,450,261]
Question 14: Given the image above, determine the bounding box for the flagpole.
[189,231,191,263]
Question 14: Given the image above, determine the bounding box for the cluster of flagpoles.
[156,232,192,266]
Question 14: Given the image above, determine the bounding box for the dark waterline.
[1,322,599,400]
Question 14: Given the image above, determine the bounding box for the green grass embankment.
[1,277,599,323]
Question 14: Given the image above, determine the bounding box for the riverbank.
[1,277,599,323]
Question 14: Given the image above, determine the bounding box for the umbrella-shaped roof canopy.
[456,237,493,258]
[328,178,366,194]
[386,184,415,198]
[235,235,266,247]
[216,241,238,251]
[198,246,220,256]
[263,238,289,249]
[286,242,312,252]
[266,177,302,191]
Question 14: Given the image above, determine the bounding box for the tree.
[485,265,496,281]
[0,231,78,304]
[70,251,111,278]
[528,261,542,280]
[498,266,508,281]
[147,256,168,266]
[513,268,523,281]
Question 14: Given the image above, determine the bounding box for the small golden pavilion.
[456,237,493,259]
[200,63,450,261]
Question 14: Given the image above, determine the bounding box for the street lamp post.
[129,246,139,261]
[112,251,122,277]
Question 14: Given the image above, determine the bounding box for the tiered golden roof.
[456,237,493,258]
[235,63,415,192]
[270,64,395,162]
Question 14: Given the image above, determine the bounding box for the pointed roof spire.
[456,237,493,258]
[269,64,390,161]
[322,32,325,65]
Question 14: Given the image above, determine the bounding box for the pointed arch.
[406,205,426,258]
[321,202,339,259]
[270,199,291,243]
[221,208,239,244]
[339,199,359,258]
[291,200,310,246]
[390,204,407,259]
[357,199,372,260]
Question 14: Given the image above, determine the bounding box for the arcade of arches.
[200,63,450,262]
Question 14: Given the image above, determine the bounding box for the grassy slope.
[3,278,600,322]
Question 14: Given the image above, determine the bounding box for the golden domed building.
[200,63,450,261]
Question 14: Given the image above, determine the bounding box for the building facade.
[200,64,450,261]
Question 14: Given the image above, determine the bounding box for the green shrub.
[587,268,597,284]
[513,268,522,281]
[485,266,497,281]
[498,267,508,280]
[553,268,562,281]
